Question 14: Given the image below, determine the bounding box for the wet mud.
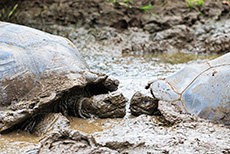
[0,43,227,153]
[0,0,230,153]
[14,52,230,154]
[0,132,40,153]
[93,114,230,154]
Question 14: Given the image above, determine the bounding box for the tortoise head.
[78,91,127,118]
[130,92,159,116]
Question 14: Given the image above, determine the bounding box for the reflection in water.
[0,132,40,153]
[0,53,220,153]
[68,117,124,134]
[138,53,220,64]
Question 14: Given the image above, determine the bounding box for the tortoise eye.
[141,100,148,104]
[105,100,112,104]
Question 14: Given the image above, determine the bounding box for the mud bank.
[1,0,230,54]
[35,111,230,154]
[1,1,230,154]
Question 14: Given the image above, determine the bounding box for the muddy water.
[0,132,40,153]
[85,53,219,98]
[0,35,220,153]
[68,117,124,134]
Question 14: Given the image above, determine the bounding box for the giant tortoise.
[0,22,126,133]
[132,53,230,124]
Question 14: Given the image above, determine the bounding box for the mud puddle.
[0,52,220,153]
[0,22,223,154]
[0,132,40,154]
[68,117,124,134]
[84,53,220,99]
[1,0,229,152]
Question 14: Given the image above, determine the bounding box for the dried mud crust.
[38,129,119,154]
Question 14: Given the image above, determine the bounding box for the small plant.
[106,0,133,8]
[105,0,154,15]
[140,3,153,13]
[186,0,204,8]
[0,8,5,19]
[0,4,18,20]
[196,0,204,6]
[8,4,18,19]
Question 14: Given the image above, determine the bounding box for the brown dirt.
[1,1,230,153]
[0,0,228,29]
[1,0,230,54]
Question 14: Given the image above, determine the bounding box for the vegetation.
[140,3,153,13]
[0,4,18,20]
[8,4,18,19]
[1,0,207,23]
[105,0,204,13]
[186,0,204,8]
[106,0,154,13]
[106,0,132,8]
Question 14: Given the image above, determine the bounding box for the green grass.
[8,4,18,19]
[186,0,204,8]
[105,0,154,14]
[0,8,5,19]
[140,3,153,11]
[140,3,153,14]
[106,0,133,8]
[0,4,18,20]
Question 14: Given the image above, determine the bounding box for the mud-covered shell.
[149,53,230,123]
[0,22,123,133]
[0,21,89,105]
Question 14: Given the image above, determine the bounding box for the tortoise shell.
[149,53,230,123]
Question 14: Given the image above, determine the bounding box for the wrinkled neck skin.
[52,76,123,117]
